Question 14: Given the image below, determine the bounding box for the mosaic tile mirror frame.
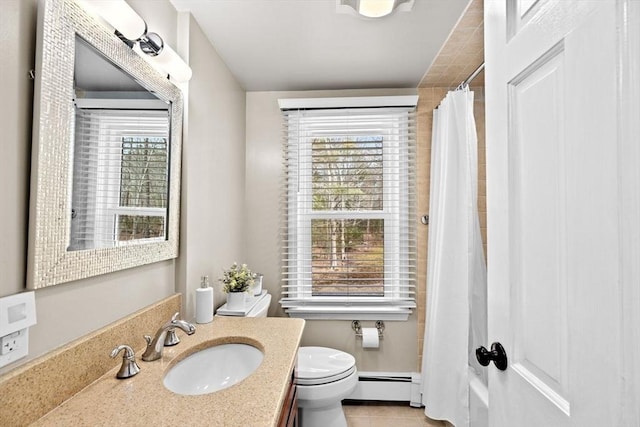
[27,0,184,289]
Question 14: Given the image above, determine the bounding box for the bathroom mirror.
[27,0,184,289]
[70,36,171,251]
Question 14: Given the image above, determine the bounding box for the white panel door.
[484,1,626,425]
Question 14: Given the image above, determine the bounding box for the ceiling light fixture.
[77,0,192,83]
[337,0,415,19]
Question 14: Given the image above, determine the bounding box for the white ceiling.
[169,0,471,91]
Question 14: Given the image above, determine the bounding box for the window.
[279,96,418,320]
[117,137,168,241]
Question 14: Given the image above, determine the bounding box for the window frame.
[113,136,168,246]
[279,96,418,320]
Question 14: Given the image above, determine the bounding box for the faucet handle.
[162,313,182,346]
[110,345,141,379]
[164,329,180,346]
[163,312,194,346]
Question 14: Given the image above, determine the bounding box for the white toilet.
[296,346,358,427]
[216,294,358,427]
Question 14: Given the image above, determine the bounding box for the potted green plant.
[220,263,254,310]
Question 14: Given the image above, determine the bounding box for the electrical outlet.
[1,331,21,355]
[1,331,20,355]
[0,329,29,368]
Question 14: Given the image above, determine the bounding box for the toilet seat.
[296,346,356,386]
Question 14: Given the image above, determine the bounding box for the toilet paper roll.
[361,327,379,348]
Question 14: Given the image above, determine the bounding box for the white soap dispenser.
[195,275,214,324]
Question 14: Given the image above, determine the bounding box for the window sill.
[283,305,413,321]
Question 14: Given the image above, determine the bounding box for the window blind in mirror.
[70,108,170,251]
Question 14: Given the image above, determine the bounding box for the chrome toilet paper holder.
[352,320,385,339]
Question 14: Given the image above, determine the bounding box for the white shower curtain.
[421,88,487,427]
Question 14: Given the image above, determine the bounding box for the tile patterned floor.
[343,401,445,427]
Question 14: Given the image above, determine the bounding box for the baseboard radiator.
[345,371,422,407]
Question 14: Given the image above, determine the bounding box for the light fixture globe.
[337,0,415,19]
[77,0,146,40]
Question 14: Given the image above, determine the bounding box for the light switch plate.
[0,292,36,337]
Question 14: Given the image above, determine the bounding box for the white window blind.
[279,97,417,320]
[70,108,170,250]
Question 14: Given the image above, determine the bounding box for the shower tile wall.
[475,88,487,258]
[420,0,484,88]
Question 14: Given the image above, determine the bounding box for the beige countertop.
[33,316,305,427]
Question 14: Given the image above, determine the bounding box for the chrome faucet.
[110,344,141,379]
[141,312,196,361]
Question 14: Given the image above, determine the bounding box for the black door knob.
[475,342,508,371]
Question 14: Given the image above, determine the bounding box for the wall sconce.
[77,0,192,83]
[337,0,415,18]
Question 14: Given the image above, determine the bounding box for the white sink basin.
[163,343,263,395]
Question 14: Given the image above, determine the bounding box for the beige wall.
[0,0,246,374]
[245,88,421,372]
[176,15,247,319]
[0,0,36,301]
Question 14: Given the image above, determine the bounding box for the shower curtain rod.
[458,62,485,89]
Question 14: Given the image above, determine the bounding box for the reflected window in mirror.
[70,108,170,250]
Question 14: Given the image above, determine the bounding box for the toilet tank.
[216,293,272,318]
[248,293,271,317]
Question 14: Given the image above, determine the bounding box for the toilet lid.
[296,347,356,386]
